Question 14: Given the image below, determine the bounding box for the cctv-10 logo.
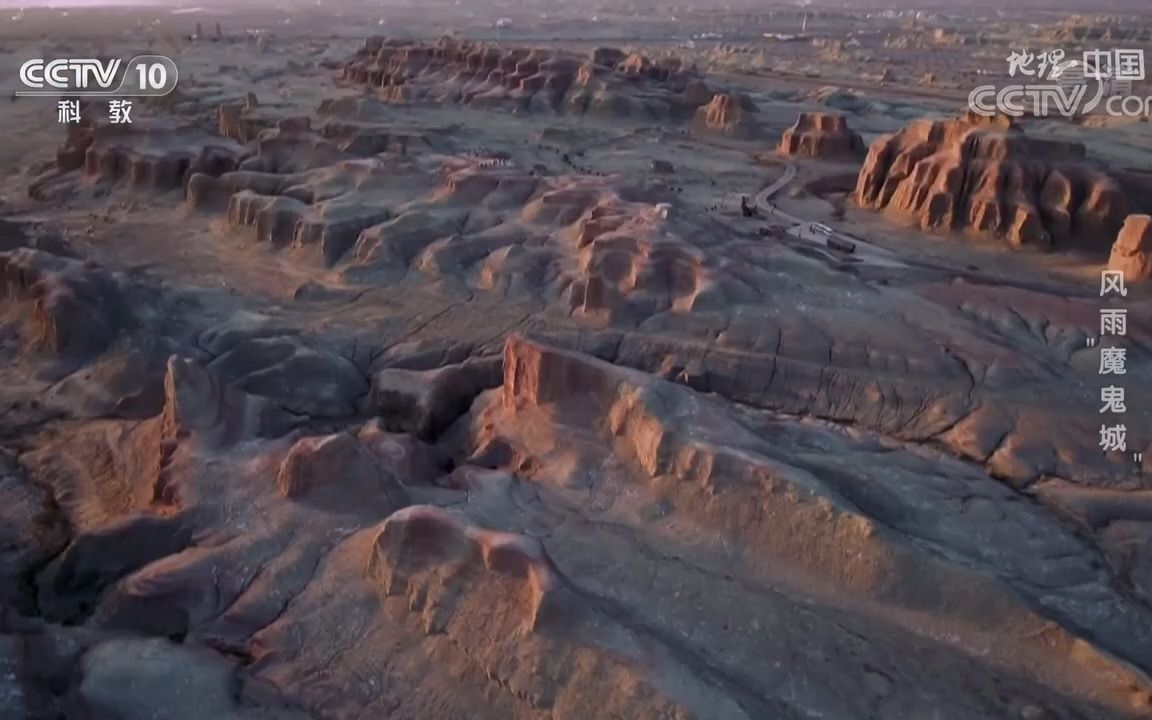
[17,56,177,96]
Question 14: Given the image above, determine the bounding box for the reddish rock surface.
[777,112,865,159]
[691,92,762,139]
[277,431,409,513]
[1109,214,1152,282]
[854,112,1132,250]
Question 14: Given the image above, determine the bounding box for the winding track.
[752,161,906,267]
[749,161,1100,296]
[753,160,798,213]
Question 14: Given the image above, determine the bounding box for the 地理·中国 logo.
[968,48,1149,118]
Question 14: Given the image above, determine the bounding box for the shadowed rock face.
[854,112,1133,250]
[1110,214,1152,282]
[37,117,244,198]
[162,354,303,446]
[0,249,129,362]
[362,357,503,440]
[777,112,865,160]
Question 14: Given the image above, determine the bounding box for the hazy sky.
[4,0,1150,12]
[4,0,165,7]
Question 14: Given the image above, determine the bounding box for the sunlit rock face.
[855,112,1130,250]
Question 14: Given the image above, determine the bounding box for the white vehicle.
[810,222,834,236]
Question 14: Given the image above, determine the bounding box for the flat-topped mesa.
[691,92,762,139]
[777,112,866,160]
[1109,214,1152,282]
[854,112,1128,250]
[276,432,408,515]
[45,117,243,194]
[366,506,561,633]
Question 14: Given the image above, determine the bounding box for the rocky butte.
[854,112,1133,250]
[1109,213,1152,282]
[690,92,763,139]
[777,112,865,160]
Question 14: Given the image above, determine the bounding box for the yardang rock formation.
[1109,214,1152,281]
[777,112,865,159]
[341,37,712,121]
[854,112,1133,250]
